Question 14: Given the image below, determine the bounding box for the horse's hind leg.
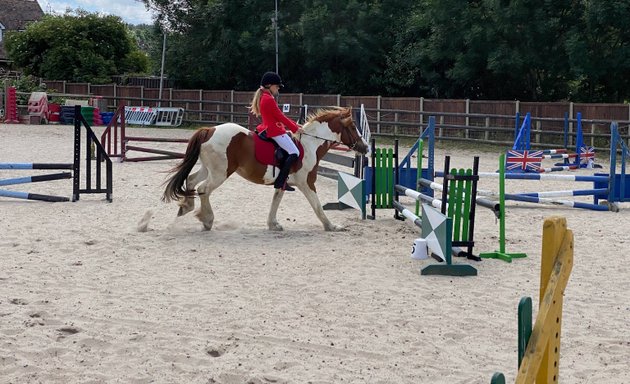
[195,173,228,231]
[177,166,208,216]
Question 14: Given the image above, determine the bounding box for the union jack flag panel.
[506,150,543,172]
[579,146,595,164]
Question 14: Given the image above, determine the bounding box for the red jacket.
[256,90,299,137]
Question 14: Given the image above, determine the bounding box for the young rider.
[249,71,302,191]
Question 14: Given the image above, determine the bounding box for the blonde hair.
[249,87,264,117]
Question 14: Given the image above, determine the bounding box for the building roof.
[0,0,45,62]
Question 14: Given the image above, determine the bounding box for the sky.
[36,0,156,25]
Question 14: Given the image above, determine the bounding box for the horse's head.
[304,107,369,155]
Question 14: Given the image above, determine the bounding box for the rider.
[250,71,302,192]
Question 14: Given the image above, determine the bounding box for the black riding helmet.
[260,71,284,88]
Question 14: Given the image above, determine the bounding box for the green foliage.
[8,75,46,104]
[565,0,630,102]
[13,1,628,102]
[5,11,149,83]
[128,24,163,74]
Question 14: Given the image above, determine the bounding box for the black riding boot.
[274,154,298,191]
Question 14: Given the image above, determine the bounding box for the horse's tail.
[162,128,214,202]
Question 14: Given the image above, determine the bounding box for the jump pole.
[0,164,74,202]
[0,163,73,170]
[0,106,113,203]
[475,172,608,183]
[471,170,611,211]
[0,189,70,202]
[417,178,500,217]
[0,172,72,187]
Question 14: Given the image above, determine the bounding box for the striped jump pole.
[1,105,113,203]
[0,172,72,187]
[542,153,579,160]
[542,149,567,155]
[417,178,500,218]
[469,166,612,212]
[516,188,608,198]
[395,184,442,210]
[504,193,609,211]
[0,189,69,202]
[0,163,73,170]
[474,172,609,183]
[535,165,580,173]
[473,187,604,200]
[0,163,74,202]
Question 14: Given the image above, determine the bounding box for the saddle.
[253,130,304,167]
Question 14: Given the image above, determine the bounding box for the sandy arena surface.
[1,123,629,383]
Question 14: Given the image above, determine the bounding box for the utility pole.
[158,33,166,107]
[274,0,279,74]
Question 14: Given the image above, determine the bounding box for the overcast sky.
[37,0,156,25]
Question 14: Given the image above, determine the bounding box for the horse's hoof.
[177,200,195,216]
[268,222,284,231]
[326,224,346,232]
[202,224,213,231]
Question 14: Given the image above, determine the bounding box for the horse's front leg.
[267,188,285,231]
[297,184,345,232]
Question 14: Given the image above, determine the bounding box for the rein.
[299,131,361,151]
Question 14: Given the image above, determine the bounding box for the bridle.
[299,121,363,150]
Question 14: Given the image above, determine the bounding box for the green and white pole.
[479,153,527,262]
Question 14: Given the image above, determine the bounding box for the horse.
[162,107,369,231]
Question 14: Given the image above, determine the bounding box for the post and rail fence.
[3,80,630,152]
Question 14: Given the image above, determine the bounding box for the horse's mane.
[305,107,351,124]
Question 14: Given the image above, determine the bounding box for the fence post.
[2,79,6,117]
[419,97,424,126]
[485,116,490,141]
[198,90,202,121]
[535,119,541,146]
[564,112,573,149]
[465,99,470,139]
[569,103,574,148]
[230,90,235,123]
[377,95,381,134]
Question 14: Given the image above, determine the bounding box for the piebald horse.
[162,107,369,231]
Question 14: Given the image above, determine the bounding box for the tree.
[5,11,148,83]
[290,0,414,94]
[565,0,630,102]
[129,23,164,75]
[138,0,272,89]
[142,0,414,93]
